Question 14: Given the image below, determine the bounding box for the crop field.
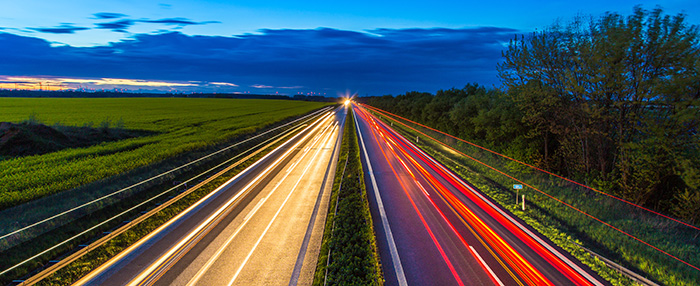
[0,97,331,210]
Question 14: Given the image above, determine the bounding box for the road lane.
[353,104,607,286]
[75,105,345,286]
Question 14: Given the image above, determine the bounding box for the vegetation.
[0,97,330,210]
[313,110,383,285]
[362,6,700,224]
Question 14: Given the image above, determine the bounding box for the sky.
[1,1,698,96]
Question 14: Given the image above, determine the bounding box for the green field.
[0,97,331,210]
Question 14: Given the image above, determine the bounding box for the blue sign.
[513,184,523,190]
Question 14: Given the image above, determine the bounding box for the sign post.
[513,184,523,205]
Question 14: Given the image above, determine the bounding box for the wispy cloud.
[251,84,274,89]
[92,13,127,20]
[140,18,220,26]
[95,20,135,33]
[28,24,89,34]
[27,13,220,35]
[210,82,239,87]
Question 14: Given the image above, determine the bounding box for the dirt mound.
[0,122,74,157]
[0,122,153,159]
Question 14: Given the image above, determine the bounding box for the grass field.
[0,97,331,210]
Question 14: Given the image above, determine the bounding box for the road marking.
[120,113,334,286]
[227,120,335,286]
[289,119,343,286]
[71,114,326,286]
[184,117,335,286]
[352,106,408,286]
[470,246,505,286]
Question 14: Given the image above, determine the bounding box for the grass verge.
[313,110,383,285]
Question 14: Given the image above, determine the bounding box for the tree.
[498,6,700,213]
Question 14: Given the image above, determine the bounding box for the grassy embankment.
[313,109,383,285]
[0,97,330,209]
[368,107,700,286]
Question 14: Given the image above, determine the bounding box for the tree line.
[361,6,700,223]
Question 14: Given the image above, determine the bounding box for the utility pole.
[522,195,525,211]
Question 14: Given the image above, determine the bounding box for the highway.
[74,105,345,286]
[352,104,608,286]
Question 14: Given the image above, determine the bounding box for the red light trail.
[356,103,700,274]
[353,105,604,285]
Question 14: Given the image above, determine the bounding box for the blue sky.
[1,1,698,96]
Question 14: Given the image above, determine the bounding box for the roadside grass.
[0,97,330,210]
[313,109,383,285]
[369,108,700,286]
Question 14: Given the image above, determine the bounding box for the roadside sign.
[513,184,523,190]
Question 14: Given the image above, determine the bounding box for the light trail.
[362,103,700,275]
[127,113,336,286]
[73,111,328,285]
[356,106,466,286]
[74,111,334,286]
[185,120,336,286]
[352,107,408,286]
[360,103,700,231]
[355,105,605,286]
[226,120,336,286]
[367,105,598,285]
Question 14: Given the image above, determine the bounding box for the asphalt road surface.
[353,104,607,286]
[74,105,345,286]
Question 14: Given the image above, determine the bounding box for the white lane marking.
[74,112,332,286]
[184,118,336,286]
[226,121,336,286]
[391,122,604,286]
[243,197,268,223]
[470,246,505,286]
[352,106,408,286]
[122,113,334,286]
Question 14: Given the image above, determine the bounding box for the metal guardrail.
[574,243,660,286]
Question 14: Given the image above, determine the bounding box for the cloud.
[140,18,220,26]
[0,27,517,94]
[95,20,135,32]
[210,82,239,87]
[92,13,127,20]
[28,24,89,34]
[90,16,219,33]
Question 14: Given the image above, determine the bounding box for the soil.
[0,122,153,158]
